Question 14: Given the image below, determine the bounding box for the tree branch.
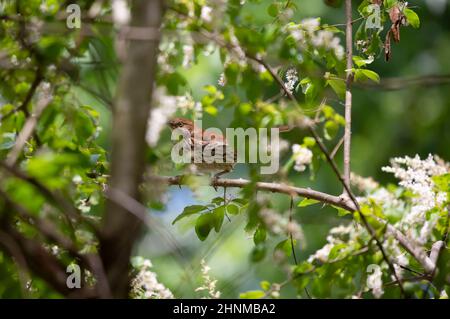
[99,0,164,298]
[162,176,355,210]
[343,0,353,191]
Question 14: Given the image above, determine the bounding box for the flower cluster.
[306,154,448,298]
[195,259,221,299]
[366,265,384,299]
[291,144,313,172]
[284,68,298,95]
[286,18,344,59]
[382,154,448,228]
[130,258,174,299]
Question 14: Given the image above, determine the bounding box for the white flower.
[285,18,344,60]
[292,144,312,172]
[367,267,384,298]
[72,175,82,184]
[201,6,213,23]
[112,0,130,26]
[284,68,298,95]
[301,18,320,34]
[146,88,178,146]
[382,154,448,225]
[308,243,332,263]
[130,258,173,299]
[195,260,221,299]
[182,44,194,68]
[218,72,226,87]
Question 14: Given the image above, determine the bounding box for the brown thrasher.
[168,117,236,180]
[168,117,292,181]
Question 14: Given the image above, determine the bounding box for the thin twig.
[331,136,344,159]
[343,0,353,191]
[288,197,298,265]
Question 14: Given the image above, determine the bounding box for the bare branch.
[161,176,356,211]
[385,224,435,273]
[343,0,353,191]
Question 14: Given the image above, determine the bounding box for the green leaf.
[298,198,320,207]
[274,239,295,257]
[251,243,267,262]
[239,290,265,299]
[328,243,347,260]
[172,205,208,225]
[267,3,278,17]
[213,206,225,232]
[324,120,339,140]
[226,203,240,215]
[334,206,352,217]
[260,281,271,291]
[352,55,374,67]
[195,213,215,241]
[325,75,346,99]
[404,8,420,28]
[433,174,450,192]
[204,105,218,116]
[253,226,267,245]
[302,137,316,147]
[211,197,225,205]
[354,69,380,83]
[231,198,248,206]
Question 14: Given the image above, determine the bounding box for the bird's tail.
[275,125,292,132]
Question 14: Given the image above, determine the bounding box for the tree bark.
[100,0,163,298]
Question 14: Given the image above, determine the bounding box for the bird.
[168,117,236,184]
[168,117,292,188]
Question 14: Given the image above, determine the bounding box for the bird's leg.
[174,174,185,189]
[212,169,230,191]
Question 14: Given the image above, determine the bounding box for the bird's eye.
[177,123,183,127]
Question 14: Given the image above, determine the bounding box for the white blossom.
[195,259,221,299]
[382,154,448,226]
[308,243,333,263]
[146,89,178,146]
[182,44,194,68]
[284,68,298,95]
[130,258,173,299]
[367,266,384,298]
[285,18,344,60]
[218,72,226,87]
[291,144,312,172]
[112,0,130,26]
[200,6,213,23]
